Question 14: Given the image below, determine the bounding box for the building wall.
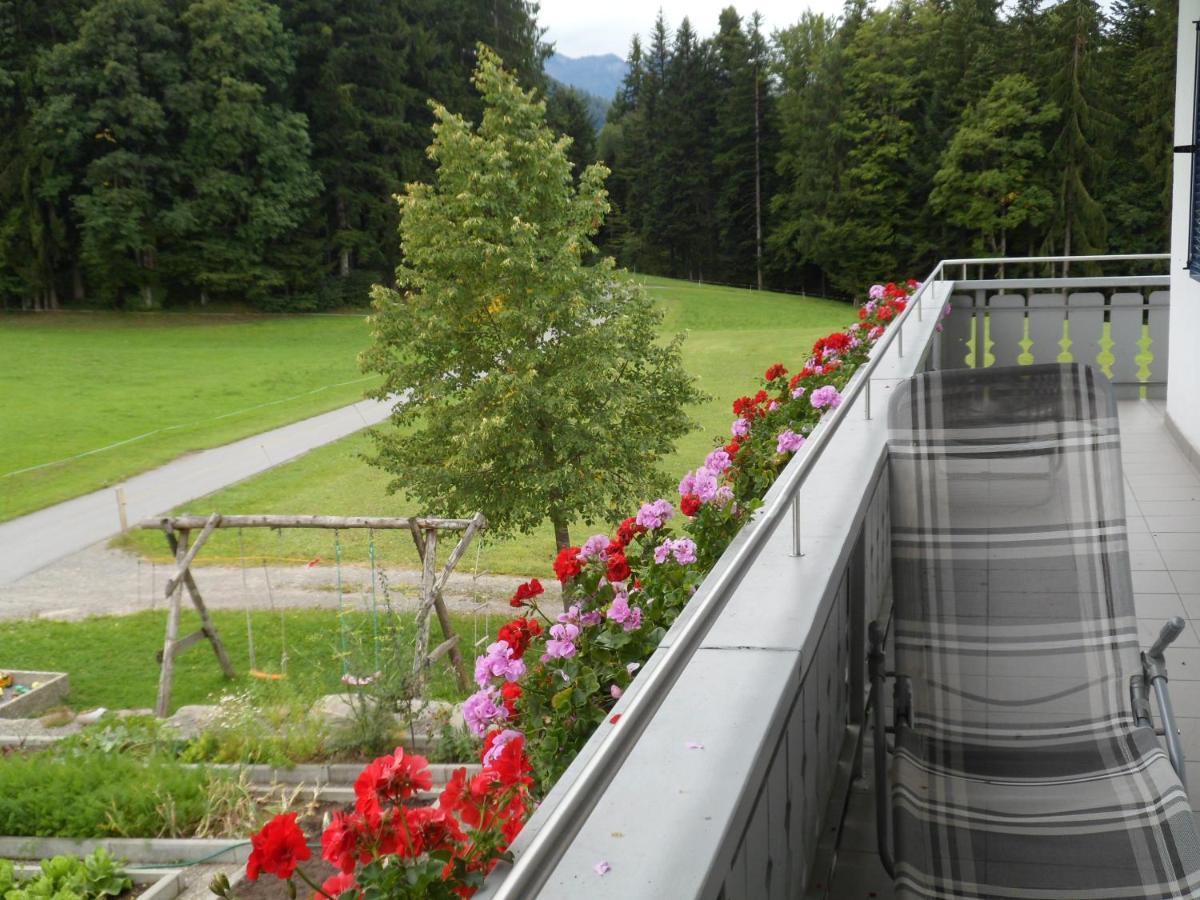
[1170,2,1200,453]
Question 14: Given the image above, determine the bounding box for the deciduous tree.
[362,48,705,550]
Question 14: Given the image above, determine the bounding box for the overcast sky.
[539,0,850,58]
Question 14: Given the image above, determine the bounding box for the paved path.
[0,541,531,622]
[0,398,392,587]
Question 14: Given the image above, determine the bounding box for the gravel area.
[0,541,551,622]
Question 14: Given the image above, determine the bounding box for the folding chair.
[870,363,1200,898]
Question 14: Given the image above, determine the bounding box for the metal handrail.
[487,253,1169,898]
[938,253,1169,266]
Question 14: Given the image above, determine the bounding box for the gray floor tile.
[1173,570,1200,594]
[1130,549,1167,571]
[1146,516,1200,533]
[1133,571,1180,594]
[1129,531,1159,550]
[1154,533,1200,551]
[1160,550,1200,572]
[1135,593,1186,618]
[1161,646,1200,679]
[1177,595,1200,621]
[1139,500,1200,517]
[1130,484,1200,503]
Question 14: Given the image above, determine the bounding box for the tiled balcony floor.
[825,399,1200,898]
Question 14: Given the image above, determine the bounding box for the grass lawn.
[0,312,377,521]
[115,276,855,577]
[0,608,474,713]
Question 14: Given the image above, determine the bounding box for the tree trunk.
[72,266,85,302]
[337,196,351,277]
[549,508,571,611]
[753,64,763,292]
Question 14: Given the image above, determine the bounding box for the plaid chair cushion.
[886,364,1200,898]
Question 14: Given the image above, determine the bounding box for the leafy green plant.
[56,716,186,759]
[0,849,132,900]
[0,750,253,838]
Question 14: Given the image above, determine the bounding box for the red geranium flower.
[732,394,755,417]
[321,871,357,899]
[509,577,544,607]
[616,516,644,546]
[405,805,466,855]
[485,734,533,788]
[764,363,787,381]
[500,681,522,716]
[605,551,631,583]
[680,493,701,517]
[553,546,582,583]
[321,811,369,874]
[353,747,433,814]
[497,618,541,659]
[247,812,311,881]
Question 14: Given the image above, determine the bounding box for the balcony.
[477,255,1184,900]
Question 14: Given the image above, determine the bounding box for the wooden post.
[164,528,236,680]
[412,528,439,687]
[431,512,486,692]
[154,528,189,717]
[115,487,128,532]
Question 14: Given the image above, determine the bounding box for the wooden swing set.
[135,513,486,717]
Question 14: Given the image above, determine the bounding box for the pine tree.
[930,74,1057,257]
[824,3,926,293]
[545,83,597,176]
[770,12,835,292]
[33,0,184,307]
[712,7,761,288]
[0,1,88,307]
[168,0,321,305]
[1105,0,1175,251]
[280,0,440,298]
[657,18,717,279]
[1042,0,1111,265]
[362,47,704,551]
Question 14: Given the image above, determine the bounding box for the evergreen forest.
[0,0,1176,309]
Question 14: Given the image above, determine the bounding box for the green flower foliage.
[362,47,706,548]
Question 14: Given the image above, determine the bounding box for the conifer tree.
[931,74,1057,257]
[33,0,184,307]
[713,7,766,288]
[362,48,704,550]
[546,84,598,176]
[1043,0,1111,264]
[169,0,321,304]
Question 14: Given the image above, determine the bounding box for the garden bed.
[8,864,183,900]
[0,670,68,718]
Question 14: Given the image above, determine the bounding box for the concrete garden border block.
[12,864,184,900]
[0,838,249,866]
[0,671,68,718]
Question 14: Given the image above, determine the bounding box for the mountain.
[545,53,628,105]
